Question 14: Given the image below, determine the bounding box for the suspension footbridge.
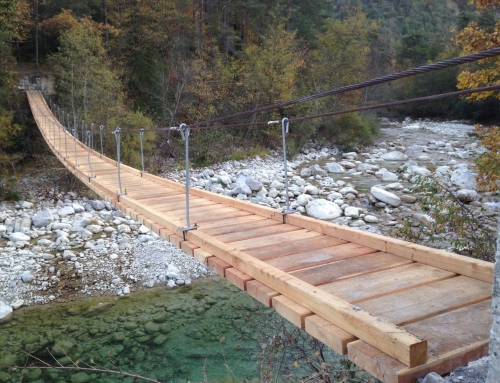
[27,90,494,383]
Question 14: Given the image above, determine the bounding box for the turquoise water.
[0,277,267,383]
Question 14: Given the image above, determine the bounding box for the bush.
[319,112,379,150]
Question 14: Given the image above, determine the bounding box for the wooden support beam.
[225,268,253,290]
[305,315,357,355]
[246,280,279,307]
[272,295,313,328]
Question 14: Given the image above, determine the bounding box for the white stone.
[245,177,263,191]
[72,203,85,213]
[20,272,34,283]
[304,185,319,195]
[20,201,34,209]
[232,184,252,196]
[370,186,401,207]
[305,199,343,220]
[10,299,24,310]
[270,180,284,190]
[90,200,106,211]
[9,232,30,242]
[381,171,398,182]
[456,189,478,203]
[300,167,312,177]
[58,206,75,217]
[117,224,131,233]
[310,164,327,176]
[363,215,378,223]
[123,286,130,294]
[450,165,477,190]
[85,224,103,233]
[344,206,360,218]
[32,210,54,228]
[296,194,311,207]
[325,162,345,173]
[0,300,13,324]
[380,151,408,161]
[138,225,150,234]
[109,253,119,260]
[0,225,6,233]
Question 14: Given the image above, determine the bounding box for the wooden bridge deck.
[28,91,494,383]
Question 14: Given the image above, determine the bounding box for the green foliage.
[394,174,495,262]
[320,113,379,150]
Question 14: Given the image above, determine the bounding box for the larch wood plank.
[358,276,492,326]
[230,229,321,251]
[225,268,253,290]
[193,248,213,265]
[184,210,253,224]
[149,199,216,211]
[348,300,492,383]
[265,243,378,272]
[305,315,358,355]
[169,234,183,248]
[272,295,313,328]
[321,263,456,303]
[181,241,198,257]
[291,253,413,286]
[198,215,268,230]
[246,235,349,260]
[165,203,240,215]
[203,219,280,236]
[215,223,300,243]
[207,257,231,276]
[246,280,279,307]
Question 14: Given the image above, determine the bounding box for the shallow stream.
[0,277,266,383]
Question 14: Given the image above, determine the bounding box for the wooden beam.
[305,315,357,355]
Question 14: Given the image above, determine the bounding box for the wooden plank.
[246,280,279,307]
[185,229,428,367]
[265,243,378,272]
[358,276,492,326]
[215,223,300,243]
[203,218,278,236]
[159,228,173,241]
[305,315,357,355]
[246,235,349,260]
[181,241,198,257]
[207,257,231,276]
[169,234,183,248]
[230,229,322,251]
[321,263,456,303]
[198,214,268,230]
[225,268,253,290]
[348,300,492,383]
[272,295,313,328]
[291,253,413,286]
[283,213,493,283]
[193,248,213,265]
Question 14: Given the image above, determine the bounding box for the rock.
[0,225,5,233]
[138,225,150,234]
[300,167,312,177]
[58,206,75,217]
[420,372,445,383]
[380,151,408,161]
[63,250,76,259]
[72,203,85,213]
[20,201,33,209]
[0,300,13,324]
[370,186,401,207]
[381,171,398,182]
[9,232,31,242]
[332,217,352,226]
[20,272,34,283]
[245,177,263,191]
[304,185,319,195]
[344,206,360,218]
[325,162,345,173]
[310,164,327,177]
[270,180,284,190]
[412,213,435,226]
[450,165,477,190]
[10,299,24,309]
[339,187,358,196]
[32,210,54,228]
[296,194,311,207]
[90,200,106,211]
[232,184,252,196]
[85,224,102,234]
[456,189,478,203]
[305,199,342,220]
[401,195,417,204]
[123,286,130,294]
[117,224,131,233]
[363,215,378,223]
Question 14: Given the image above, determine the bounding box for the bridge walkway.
[28,91,494,383]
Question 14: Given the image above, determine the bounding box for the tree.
[50,16,121,125]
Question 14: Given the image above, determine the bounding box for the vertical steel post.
[99,125,104,156]
[179,123,197,235]
[81,120,85,146]
[139,128,147,175]
[65,113,69,158]
[281,117,295,215]
[58,121,61,154]
[113,128,125,198]
[72,128,78,167]
[90,123,94,150]
[87,131,96,181]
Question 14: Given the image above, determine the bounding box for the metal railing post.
[90,123,94,150]
[99,125,104,157]
[139,128,147,175]
[81,120,85,146]
[87,131,96,181]
[72,128,78,167]
[281,117,295,216]
[113,128,125,199]
[58,121,61,154]
[179,123,197,236]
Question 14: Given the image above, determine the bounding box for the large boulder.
[325,162,345,173]
[245,177,263,192]
[32,210,54,228]
[0,300,13,324]
[305,199,342,220]
[370,186,401,207]
[450,165,477,190]
[310,164,327,177]
[9,232,31,242]
[380,151,408,161]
